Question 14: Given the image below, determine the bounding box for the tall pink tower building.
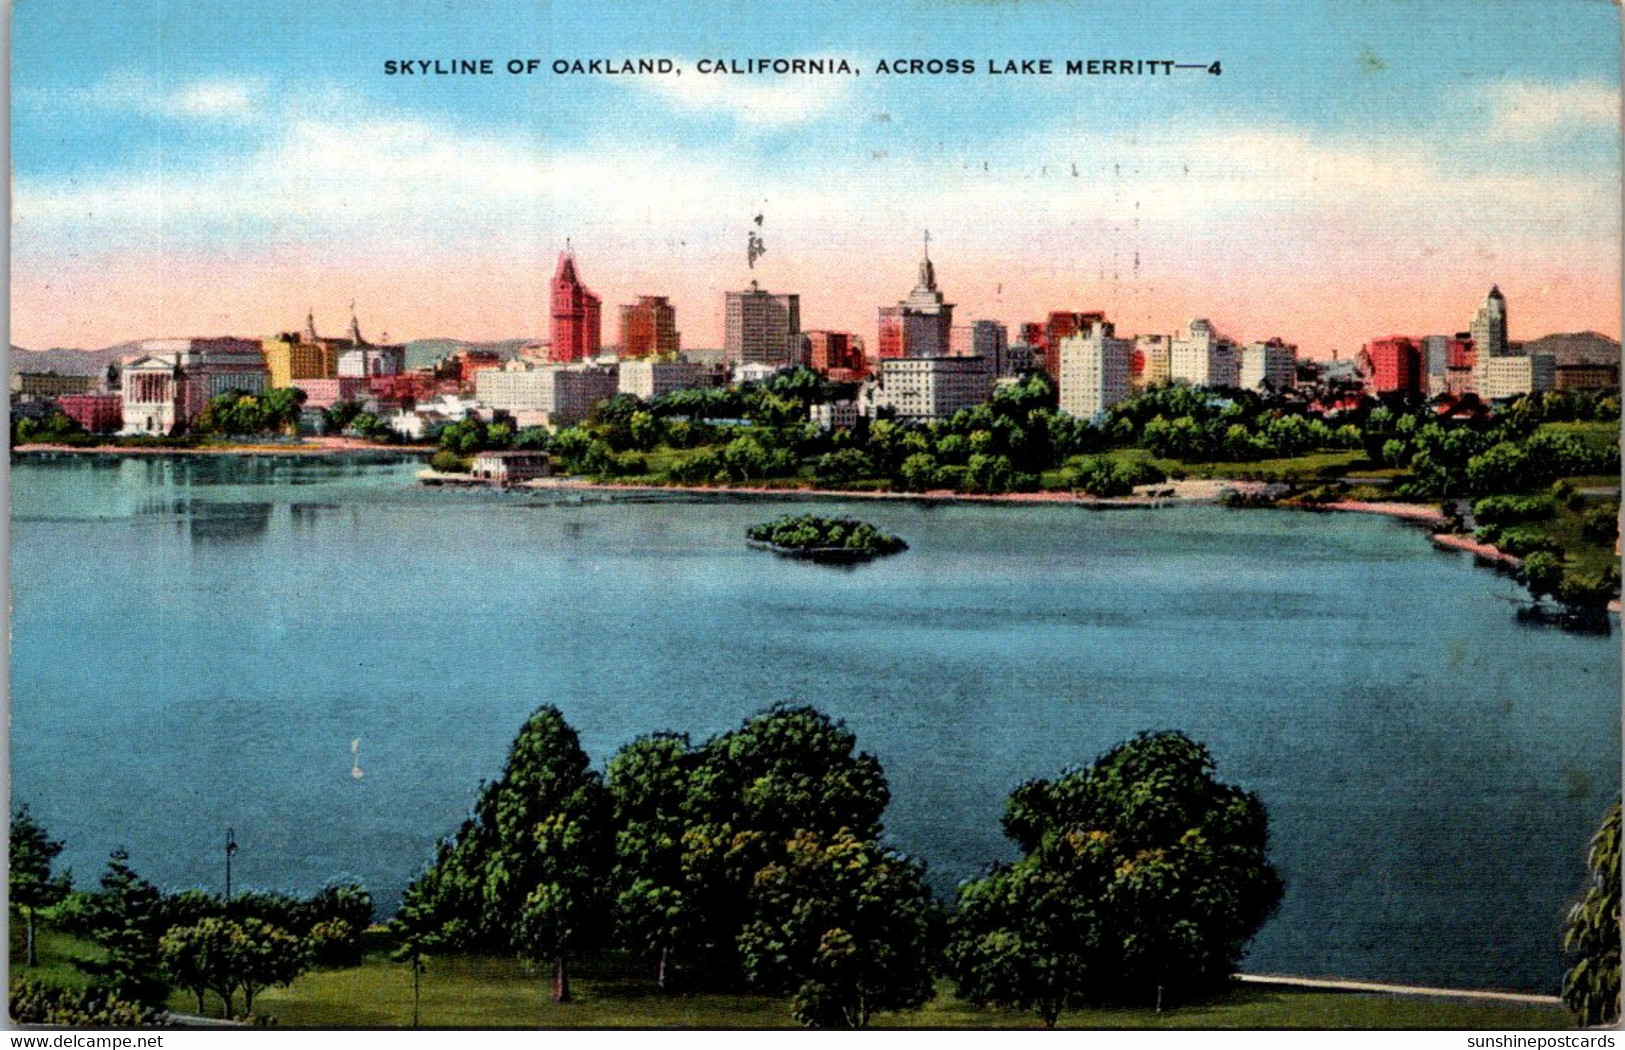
[550,247,602,363]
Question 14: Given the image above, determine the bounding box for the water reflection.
[185,501,273,545]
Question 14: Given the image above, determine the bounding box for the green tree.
[233,917,310,1016]
[407,706,611,1004]
[813,448,875,486]
[1522,550,1565,604]
[949,854,1096,1027]
[737,830,941,1028]
[961,453,1016,494]
[9,805,70,968]
[897,452,941,492]
[628,410,662,451]
[677,706,894,989]
[605,733,702,990]
[429,449,467,474]
[302,882,373,966]
[949,732,1282,1024]
[392,854,473,1026]
[158,917,238,1016]
[1563,799,1620,1027]
[81,849,170,1008]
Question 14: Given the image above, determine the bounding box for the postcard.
[8,0,1622,1034]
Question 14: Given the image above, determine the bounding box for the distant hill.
[1520,331,1621,368]
[10,337,543,377]
[9,343,145,376]
[404,338,539,371]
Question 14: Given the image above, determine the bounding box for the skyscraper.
[724,282,801,366]
[1039,311,1105,381]
[972,320,1009,374]
[1359,336,1424,397]
[877,234,955,359]
[1058,320,1133,421]
[803,331,868,379]
[1470,285,1508,359]
[1170,318,1240,388]
[550,249,602,363]
[618,296,680,357]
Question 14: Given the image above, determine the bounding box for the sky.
[10,0,1623,357]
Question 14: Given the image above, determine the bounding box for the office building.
[725,282,801,366]
[877,236,955,359]
[618,296,681,357]
[551,249,602,362]
[1058,321,1133,421]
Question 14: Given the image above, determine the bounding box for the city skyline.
[11,0,1621,354]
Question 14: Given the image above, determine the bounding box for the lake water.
[10,453,1620,993]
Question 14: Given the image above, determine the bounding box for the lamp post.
[225,827,238,904]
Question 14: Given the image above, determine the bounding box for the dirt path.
[1237,973,1561,1006]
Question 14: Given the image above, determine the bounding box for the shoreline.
[509,474,1259,508]
[21,445,1615,610]
[12,438,435,456]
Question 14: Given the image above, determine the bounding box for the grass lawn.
[9,926,101,994]
[10,928,1573,1030]
[255,957,1576,1030]
[1537,421,1621,455]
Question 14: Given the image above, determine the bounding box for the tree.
[302,881,374,966]
[10,805,70,967]
[81,849,169,1008]
[737,830,941,1028]
[949,732,1283,1025]
[1563,798,1621,1027]
[406,705,611,1004]
[813,448,875,486]
[1522,550,1565,604]
[676,705,895,990]
[159,917,238,1016]
[233,917,310,1016]
[961,453,1016,495]
[897,453,940,492]
[605,733,702,990]
[949,856,1096,1027]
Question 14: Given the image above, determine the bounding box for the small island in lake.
[746,514,909,562]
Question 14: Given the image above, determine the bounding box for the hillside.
[9,343,144,376]
[9,337,541,378]
[1520,331,1621,367]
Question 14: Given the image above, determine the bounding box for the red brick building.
[877,311,905,361]
[1020,312,1105,381]
[1446,336,1476,370]
[618,296,680,357]
[804,331,868,380]
[1359,336,1424,397]
[57,393,122,433]
[369,371,451,405]
[550,250,601,363]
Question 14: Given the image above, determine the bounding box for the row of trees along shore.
[14,705,1622,1028]
[12,369,1621,616]
[431,376,1619,616]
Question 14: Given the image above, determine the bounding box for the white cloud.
[13,78,1617,272]
[1484,78,1618,141]
[167,79,262,119]
[628,58,858,127]
[23,71,267,122]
